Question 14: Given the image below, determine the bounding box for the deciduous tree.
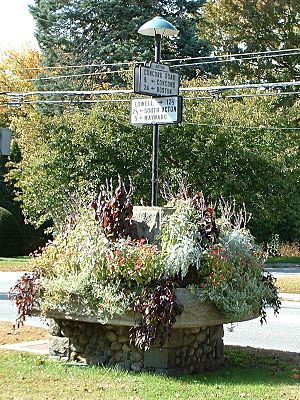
[197,0,300,81]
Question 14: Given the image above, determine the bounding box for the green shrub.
[0,206,24,256]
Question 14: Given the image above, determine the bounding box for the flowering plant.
[199,244,233,287]
[10,184,280,348]
[104,239,163,287]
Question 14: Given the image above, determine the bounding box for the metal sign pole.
[151,34,161,207]
[137,16,179,206]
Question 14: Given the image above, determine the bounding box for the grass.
[266,256,300,264]
[276,276,300,294]
[0,256,30,272]
[0,348,299,400]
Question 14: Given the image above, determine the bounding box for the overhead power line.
[2,89,299,108]
[163,47,300,63]
[180,80,300,93]
[3,80,300,98]
[21,47,300,71]
[28,69,132,81]
[2,95,298,132]
[22,50,300,82]
[172,52,300,68]
[184,91,300,101]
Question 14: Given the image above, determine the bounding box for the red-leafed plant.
[9,270,40,328]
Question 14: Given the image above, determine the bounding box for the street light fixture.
[138,16,178,206]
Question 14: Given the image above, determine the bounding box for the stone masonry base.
[48,318,224,375]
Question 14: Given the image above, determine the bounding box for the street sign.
[0,128,12,155]
[134,62,180,97]
[130,96,182,125]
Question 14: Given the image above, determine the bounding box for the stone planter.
[38,206,259,374]
[44,288,258,375]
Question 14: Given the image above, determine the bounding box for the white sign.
[0,128,12,155]
[131,96,182,125]
[134,62,180,97]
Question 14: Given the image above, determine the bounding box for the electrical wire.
[27,69,133,81]
[172,52,300,68]
[184,91,300,101]
[3,89,299,107]
[163,48,300,63]
[2,96,298,132]
[179,80,300,93]
[3,88,133,97]
[21,47,300,71]
[20,51,300,82]
[4,80,299,98]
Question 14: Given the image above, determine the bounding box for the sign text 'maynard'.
[130,96,182,125]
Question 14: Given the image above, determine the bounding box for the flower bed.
[10,183,280,373]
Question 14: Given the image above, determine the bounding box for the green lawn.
[0,256,30,272]
[266,256,300,264]
[0,348,299,400]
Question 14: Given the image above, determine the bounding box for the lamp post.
[138,16,178,206]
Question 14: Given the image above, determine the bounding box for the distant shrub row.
[0,206,24,256]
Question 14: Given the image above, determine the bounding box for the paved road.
[224,301,300,353]
[264,265,300,277]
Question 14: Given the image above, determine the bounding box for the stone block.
[210,325,224,342]
[144,348,176,369]
[48,318,61,336]
[111,342,122,351]
[78,333,88,346]
[118,335,129,343]
[131,362,142,372]
[106,330,117,342]
[122,344,131,352]
[163,329,183,347]
[215,339,224,360]
[90,355,107,365]
[115,362,125,370]
[70,343,84,353]
[60,326,74,338]
[130,350,143,362]
[115,351,127,362]
[132,206,174,243]
[196,332,206,343]
[49,335,70,357]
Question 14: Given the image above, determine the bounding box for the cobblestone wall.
[48,318,224,375]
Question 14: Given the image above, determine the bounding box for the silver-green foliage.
[40,271,130,324]
[220,227,264,263]
[160,199,203,278]
[32,207,131,322]
[191,272,273,320]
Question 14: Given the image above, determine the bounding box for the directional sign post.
[134,62,180,97]
[132,62,182,206]
[136,16,180,206]
[131,96,182,125]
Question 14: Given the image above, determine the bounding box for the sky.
[0,0,38,51]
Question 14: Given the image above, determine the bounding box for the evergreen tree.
[29,0,215,89]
